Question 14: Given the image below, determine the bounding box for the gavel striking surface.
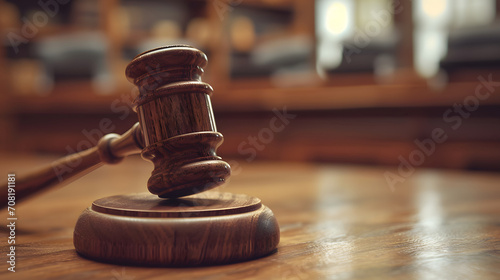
[74,192,279,266]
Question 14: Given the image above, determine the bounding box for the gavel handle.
[1,123,144,208]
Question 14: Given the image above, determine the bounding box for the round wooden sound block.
[73,192,279,266]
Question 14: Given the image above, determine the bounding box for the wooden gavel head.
[125,45,231,198]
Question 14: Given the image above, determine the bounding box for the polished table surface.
[1,154,499,280]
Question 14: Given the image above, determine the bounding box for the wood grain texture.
[73,192,279,266]
[1,155,500,279]
[127,45,230,198]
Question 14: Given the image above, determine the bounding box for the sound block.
[73,192,280,266]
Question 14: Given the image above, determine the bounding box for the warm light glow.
[414,0,451,26]
[413,0,451,78]
[316,0,353,73]
[325,2,349,36]
[421,0,447,19]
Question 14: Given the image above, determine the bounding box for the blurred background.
[0,0,499,171]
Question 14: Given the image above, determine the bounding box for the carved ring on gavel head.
[126,45,231,198]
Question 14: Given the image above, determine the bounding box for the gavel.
[0,45,231,207]
[2,45,279,266]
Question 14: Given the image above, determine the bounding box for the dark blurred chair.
[35,32,112,94]
[441,22,500,71]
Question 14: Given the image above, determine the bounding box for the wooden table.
[1,154,499,279]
